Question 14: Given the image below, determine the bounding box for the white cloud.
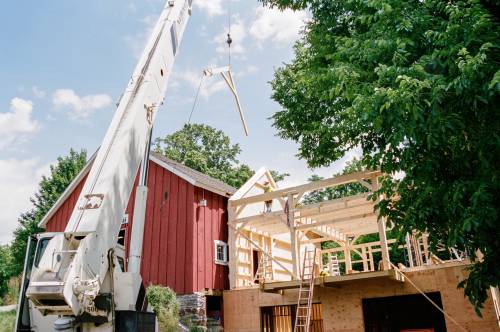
[0,158,50,244]
[214,15,247,57]
[235,64,259,77]
[195,0,225,17]
[124,15,157,59]
[32,86,46,98]
[249,7,308,47]
[52,89,112,120]
[0,97,40,150]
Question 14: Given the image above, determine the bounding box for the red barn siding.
[192,187,229,291]
[44,159,230,295]
[45,174,88,232]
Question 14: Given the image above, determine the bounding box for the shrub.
[0,311,16,332]
[146,285,180,332]
[6,277,20,305]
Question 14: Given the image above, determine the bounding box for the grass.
[0,310,16,332]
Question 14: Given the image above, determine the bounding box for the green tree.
[261,0,500,312]
[0,246,14,298]
[146,285,180,332]
[9,149,87,277]
[154,123,287,188]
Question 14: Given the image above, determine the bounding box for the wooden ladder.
[254,252,273,284]
[329,254,341,276]
[294,248,317,332]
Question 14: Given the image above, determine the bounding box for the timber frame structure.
[227,167,466,290]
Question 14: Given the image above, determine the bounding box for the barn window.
[214,240,228,265]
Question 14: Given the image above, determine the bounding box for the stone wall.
[223,263,499,332]
[178,292,207,328]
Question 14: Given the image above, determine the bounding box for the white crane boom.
[26,0,193,318]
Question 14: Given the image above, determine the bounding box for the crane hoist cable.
[188,0,232,125]
[187,0,249,135]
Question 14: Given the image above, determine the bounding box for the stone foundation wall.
[178,292,207,328]
[223,263,499,332]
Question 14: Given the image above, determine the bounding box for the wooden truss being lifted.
[203,66,249,136]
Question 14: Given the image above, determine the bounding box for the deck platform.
[262,269,404,292]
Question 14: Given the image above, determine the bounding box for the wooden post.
[406,233,414,268]
[368,247,375,271]
[228,205,237,289]
[372,176,391,271]
[344,241,352,274]
[361,246,368,272]
[271,237,276,280]
[287,192,300,279]
[422,234,430,264]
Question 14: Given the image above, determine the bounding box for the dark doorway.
[206,295,223,329]
[253,250,260,283]
[362,292,447,332]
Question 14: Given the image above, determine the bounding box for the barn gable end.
[40,152,234,294]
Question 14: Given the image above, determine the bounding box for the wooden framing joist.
[294,193,372,219]
[295,213,377,232]
[232,211,285,227]
[229,170,382,207]
[261,269,404,292]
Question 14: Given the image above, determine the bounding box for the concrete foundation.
[223,262,498,332]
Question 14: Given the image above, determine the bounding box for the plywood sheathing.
[223,263,499,332]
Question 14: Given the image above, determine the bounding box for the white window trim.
[214,240,228,265]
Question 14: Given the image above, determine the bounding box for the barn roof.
[149,152,236,196]
[38,151,236,228]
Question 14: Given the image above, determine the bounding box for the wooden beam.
[230,170,382,207]
[295,213,376,231]
[294,193,372,218]
[301,235,345,245]
[230,166,268,200]
[296,208,376,228]
[230,210,284,226]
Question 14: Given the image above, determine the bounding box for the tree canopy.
[10,149,87,277]
[154,123,287,188]
[262,0,500,312]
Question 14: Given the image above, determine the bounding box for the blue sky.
[0,0,358,244]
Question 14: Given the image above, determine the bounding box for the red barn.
[38,151,235,326]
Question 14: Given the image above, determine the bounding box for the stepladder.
[254,252,273,284]
[294,248,317,332]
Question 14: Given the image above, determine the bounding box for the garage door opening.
[362,292,447,332]
[261,303,324,332]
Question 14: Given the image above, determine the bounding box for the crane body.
[18,0,194,330]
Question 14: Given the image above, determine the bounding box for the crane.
[17,0,194,330]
